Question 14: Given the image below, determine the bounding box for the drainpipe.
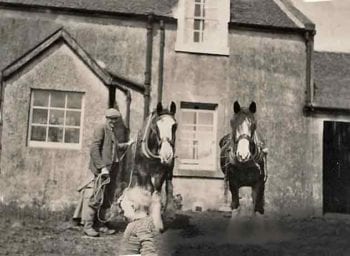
[305,29,316,106]
[157,20,165,104]
[125,90,131,130]
[0,72,3,158]
[109,86,115,108]
[0,72,2,124]
[144,14,154,119]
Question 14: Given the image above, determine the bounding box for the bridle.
[141,112,176,160]
[234,133,254,145]
[226,122,267,182]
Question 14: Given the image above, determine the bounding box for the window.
[193,0,205,43]
[28,90,84,149]
[175,0,230,55]
[178,102,218,171]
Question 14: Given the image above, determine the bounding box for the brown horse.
[219,101,267,217]
[133,102,177,231]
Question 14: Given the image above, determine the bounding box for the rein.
[92,142,134,223]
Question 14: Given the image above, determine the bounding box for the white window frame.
[28,89,85,150]
[178,104,218,171]
[175,0,230,56]
[193,0,206,43]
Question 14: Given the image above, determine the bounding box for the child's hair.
[123,187,152,212]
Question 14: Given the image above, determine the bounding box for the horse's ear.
[249,101,256,113]
[233,101,240,113]
[156,102,163,115]
[170,101,176,115]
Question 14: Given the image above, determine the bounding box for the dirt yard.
[1,205,350,256]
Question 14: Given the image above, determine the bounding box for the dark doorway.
[323,121,350,214]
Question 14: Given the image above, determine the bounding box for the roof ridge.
[276,0,315,30]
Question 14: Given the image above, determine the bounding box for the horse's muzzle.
[236,152,251,163]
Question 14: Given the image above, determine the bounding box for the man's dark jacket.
[89,120,129,176]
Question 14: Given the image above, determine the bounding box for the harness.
[140,112,175,160]
[221,132,268,202]
[141,113,161,160]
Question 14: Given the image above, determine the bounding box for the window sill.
[175,164,224,178]
[174,168,224,179]
[28,141,81,150]
[175,43,230,56]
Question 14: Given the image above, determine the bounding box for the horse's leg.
[228,171,240,218]
[252,178,265,215]
[228,172,239,210]
[136,165,154,193]
[150,172,166,232]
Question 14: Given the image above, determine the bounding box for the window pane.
[33,91,49,107]
[182,112,196,125]
[66,111,81,126]
[48,127,63,142]
[198,140,214,163]
[50,91,65,108]
[32,109,48,124]
[198,112,213,125]
[193,31,200,42]
[194,4,201,16]
[180,129,196,138]
[197,126,213,132]
[31,126,46,141]
[178,142,196,159]
[49,110,64,125]
[194,19,201,30]
[67,93,82,109]
[65,128,80,143]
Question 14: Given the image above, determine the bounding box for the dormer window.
[175,0,230,55]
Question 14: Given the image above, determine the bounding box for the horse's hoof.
[253,212,265,226]
[254,211,264,218]
[231,208,240,219]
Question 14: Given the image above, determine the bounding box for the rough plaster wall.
[163,27,321,216]
[0,44,110,209]
[173,178,226,211]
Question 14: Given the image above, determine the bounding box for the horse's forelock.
[230,108,256,136]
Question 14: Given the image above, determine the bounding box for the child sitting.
[118,187,158,256]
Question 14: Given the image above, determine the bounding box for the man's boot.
[84,222,99,237]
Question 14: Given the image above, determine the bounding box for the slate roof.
[0,0,312,29]
[313,51,350,109]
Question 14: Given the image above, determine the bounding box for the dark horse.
[219,101,267,217]
[133,101,177,231]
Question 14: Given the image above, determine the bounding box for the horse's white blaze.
[156,116,175,164]
[159,141,173,164]
[236,118,251,161]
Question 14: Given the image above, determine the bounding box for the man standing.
[73,108,134,237]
